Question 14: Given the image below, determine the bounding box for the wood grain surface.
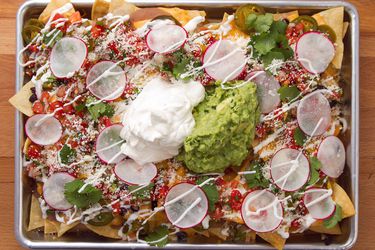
[0,0,374,249]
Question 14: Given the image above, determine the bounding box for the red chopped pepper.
[27,144,42,159]
[32,101,44,114]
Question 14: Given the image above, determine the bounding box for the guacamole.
[180,81,260,173]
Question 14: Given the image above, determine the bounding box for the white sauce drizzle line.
[304,189,333,208]
[95,139,125,153]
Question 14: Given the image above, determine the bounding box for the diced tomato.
[27,144,42,158]
[40,91,50,103]
[215,177,226,187]
[295,22,305,33]
[91,25,105,38]
[28,45,39,53]
[255,123,267,138]
[32,101,44,114]
[211,204,224,220]
[157,185,169,199]
[112,201,121,213]
[99,116,112,127]
[63,104,75,114]
[69,11,81,23]
[49,101,64,118]
[108,41,119,55]
[51,13,65,23]
[229,189,243,211]
[291,219,301,229]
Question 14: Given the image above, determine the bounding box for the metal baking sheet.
[14,0,359,249]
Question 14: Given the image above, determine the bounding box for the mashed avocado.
[180,81,260,173]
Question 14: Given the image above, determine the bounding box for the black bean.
[322,234,333,245]
[151,200,158,210]
[30,87,36,94]
[29,93,38,103]
[176,231,187,242]
[130,205,140,212]
[119,207,128,216]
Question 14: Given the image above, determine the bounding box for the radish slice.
[95,124,125,164]
[203,39,247,81]
[43,172,75,211]
[114,159,157,185]
[297,92,331,136]
[86,61,126,101]
[248,71,280,114]
[270,148,310,191]
[317,136,346,178]
[25,114,63,146]
[50,37,87,78]
[146,24,187,53]
[241,190,283,233]
[295,31,335,74]
[303,188,335,220]
[164,182,208,229]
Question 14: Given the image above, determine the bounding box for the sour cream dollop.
[120,77,205,165]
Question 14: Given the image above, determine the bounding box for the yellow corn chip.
[273,10,299,22]
[312,7,344,69]
[309,220,342,235]
[44,219,60,234]
[92,0,111,20]
[28,195,44,231]
[85,224,122,239]
[109,0,138,17]
[57,221,80,237]
[38,0,76,24]
[9,81,34,117]
[328,181,355,219]
[257,232,286,250]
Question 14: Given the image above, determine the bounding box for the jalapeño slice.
[292,15,318,32]
[22,25,42,44]
[87,211,114,226]
[318,25,337,42]
[234,4,265,32]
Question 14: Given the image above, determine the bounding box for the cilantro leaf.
[59,145,76,165]
[252,33,276,55]
[86,96,115,120]
[43,29,63,47]
[74,103,86,112]
[261,50,285,66]
[323,204,342,228]
[293,127,306,146]
[128,183,155,199]
[245,13,273,33]
[145,225,169,247]
[277,85,300,102]
[307,156,322,186]
[270,20,288,34]
[196,176,219,212]
[64,180,103,209]
[244,161,269,189]
[172,58,190,79]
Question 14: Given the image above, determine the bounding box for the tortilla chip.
[312,7,344,69]
[246,230,256,243]
[9,81,34,117]
[28,195,44,231]
[257,232,286,250]
[309,220,342,235]
[23,137,32,154]
[221,13,249,41]
[85,224,121,239]
[57,221,80,237]
[38,0,76,23]
[273,10,299,22]
[160,7,206,26]
[44,219,60,234]
[343,22,349,38]
[208,227,227,240]
[109,0,138,17]
[328,181,355,219]
[92,0,110,20]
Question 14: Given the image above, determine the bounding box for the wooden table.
[0,0,374,249]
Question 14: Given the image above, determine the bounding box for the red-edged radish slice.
[114,159,157,185]
[317,136,346,178]
[270,148,310,191]
[241,190,283,233]
[295,31,335,74]
[146,24,187,53]
[297,92,331,136]
[303,188,335,220]
[86,61,126,101]
[43,172,75,210]
[95,124,125,164]
[248,71,281,114]
[164,182,208,229]
[50,37,87,78]
[25,114,63,146]
[203,39,247,81]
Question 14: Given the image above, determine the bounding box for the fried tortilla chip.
[132,7,206,29]
[343,22,349,38]
[92,0,111,20]
[85,224,122,239]
[57,221,80,237]
[208,227,227,240]
[44,219,60,234]
[221,13,249,42]
[9,81,34,117]
[23,137,32,154]
[309,220,342,235]
[328,181,355,219]
[38,0,76,23]
[246,230,256,243]
[312,7,344,69]
[28,195,44,231]
[109,0,138,17]
[273,10,299,22]
[257,232,286,250]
